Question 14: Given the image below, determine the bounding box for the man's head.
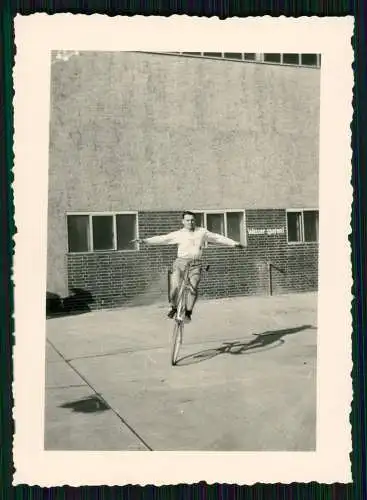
[182,211,196,231]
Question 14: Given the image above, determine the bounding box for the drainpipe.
[167,269,171,303]
[267,261,273,296]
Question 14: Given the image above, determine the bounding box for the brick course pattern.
[67,209,318,310]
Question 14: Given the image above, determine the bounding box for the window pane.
[227,212,242,242]
[203,52,222,58]
[182,52,201,55]
[194,212,204,227]
[116,214,137,250]
[224,53,243,60]
[92,215,114,251]
[244,53,256,60]
[67,215,90,252]
[304,211,319,242]
[287,212,302,242]
[206,213,225,235]
[283,53,300,65]
[264,53,281,63]
[301,54,318,66]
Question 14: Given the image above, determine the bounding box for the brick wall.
[66,209,318,310]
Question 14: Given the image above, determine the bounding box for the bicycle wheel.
[170,265,189,366]
[171,320,183,366]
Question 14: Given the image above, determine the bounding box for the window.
[287,210,319,243]
[282,53,300,65]
[224,53,243,60]
[203,52,222,58]
[287,212,303,242]
[227,212,242,242]
[264,53,281,63]
[116,213,137,250]
[192,210,245,245]
[194,212,205,227]
[93,216,114,251]
[67,215,90,253]
[304,210,319,242]
[67,212,138,253]
[301,54,318,66]
[244,53,256,61]
[206,213,225,235]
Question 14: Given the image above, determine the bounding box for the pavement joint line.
[46,339,154,451]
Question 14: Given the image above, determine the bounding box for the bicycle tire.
[171,320,183,366]
[170,264,189,366]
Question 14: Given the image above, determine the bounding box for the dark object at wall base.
[46,288,94,317]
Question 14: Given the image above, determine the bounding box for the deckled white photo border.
[12,15,354,486]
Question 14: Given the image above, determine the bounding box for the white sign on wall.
[247,227,285,236]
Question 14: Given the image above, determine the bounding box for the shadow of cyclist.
[176,324,315,366]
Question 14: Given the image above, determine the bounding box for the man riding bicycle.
[134,211,243,322]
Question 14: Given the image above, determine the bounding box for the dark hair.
[182,211,196,219]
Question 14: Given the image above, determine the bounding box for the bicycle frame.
[170,263,193,366]
[175,264,191,322]
[170,263,210,366]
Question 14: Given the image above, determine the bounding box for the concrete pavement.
[45,292,317,451]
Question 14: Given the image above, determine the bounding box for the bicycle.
[169,262,209,366]
[131,236,248,366]
[169,264,191,366]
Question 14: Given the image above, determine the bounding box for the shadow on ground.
[46,288,94,319]
[176,325,316,366]
[60,395,110,413]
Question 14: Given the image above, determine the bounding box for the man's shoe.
[184,310,192,322]
[167,307,177,319]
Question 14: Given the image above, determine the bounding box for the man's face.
[182,214,196,231]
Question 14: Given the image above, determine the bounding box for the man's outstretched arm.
[206,231,244,248]
[132,231,179,245]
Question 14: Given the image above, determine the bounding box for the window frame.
[191,209,247,247]
[156,51,321,68]
[66,211,139,254]
[286,208,319,245]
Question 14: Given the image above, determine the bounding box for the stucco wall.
[47,52,320,295]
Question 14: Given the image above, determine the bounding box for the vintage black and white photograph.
[45,49,321,452]
[13,15,353,486]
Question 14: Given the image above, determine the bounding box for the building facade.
[47,51,320,310]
